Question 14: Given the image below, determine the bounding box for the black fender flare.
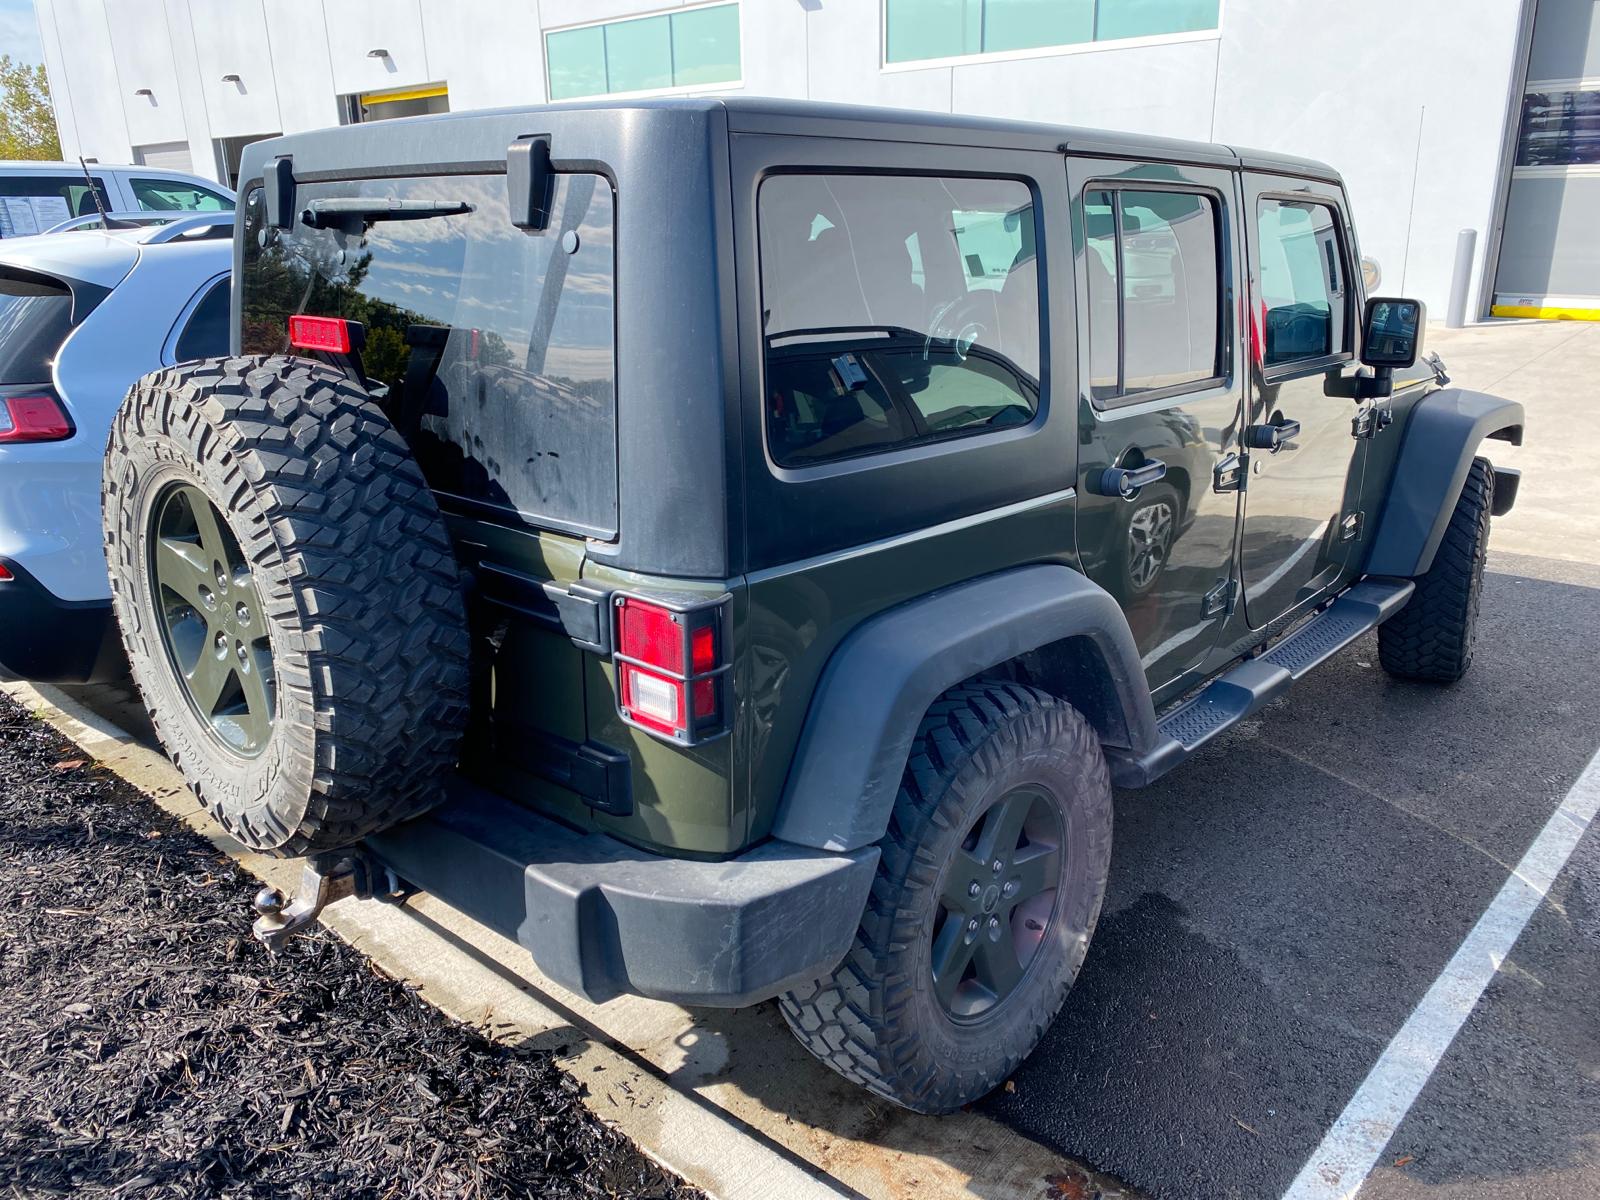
[1364,388,1524,578]
[770,564,1157,853]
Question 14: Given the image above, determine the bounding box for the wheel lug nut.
[967,881,980,898]
[236,602,250,624]
[1003,881,1017,897]
[991,859,1003,874]
[967,918,979,932]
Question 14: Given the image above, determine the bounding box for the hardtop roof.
[239,95,1341,187]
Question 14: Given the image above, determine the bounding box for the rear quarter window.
[758,173,1042,469]
[239,173,617,539]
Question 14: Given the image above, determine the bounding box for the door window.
[130,178,233,212]
[1085,187,1222,402]
[758,173,1041,468]
[1255,198,1349,368]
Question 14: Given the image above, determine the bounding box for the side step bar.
[1106,578,1414,788]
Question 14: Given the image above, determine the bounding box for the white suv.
[0,213,232,682]
[0,162,232,239]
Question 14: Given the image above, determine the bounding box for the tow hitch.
[251,851,408,952]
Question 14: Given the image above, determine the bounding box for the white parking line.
[1283,745,1600,1200]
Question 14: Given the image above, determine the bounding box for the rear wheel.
[104,356,471,856]
[780,681,1112,1113]
[1378,456,1494,684]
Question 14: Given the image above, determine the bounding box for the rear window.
[239,172,617,539]
[0,175,112,236]
[0,272,76,384]
[758,174,1041,468]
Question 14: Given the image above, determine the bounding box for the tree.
[0,56,61,161]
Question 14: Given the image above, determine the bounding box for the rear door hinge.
[1340,511,1364,541]
[1202,578,1236,619]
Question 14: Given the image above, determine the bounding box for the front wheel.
[1378,456,1494,684]
[780,681,1112,1113]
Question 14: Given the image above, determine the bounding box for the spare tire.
[103,356,470,856]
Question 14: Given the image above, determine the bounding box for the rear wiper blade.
[300,198,473,231]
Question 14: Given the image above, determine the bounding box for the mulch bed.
[0,693,702,1199]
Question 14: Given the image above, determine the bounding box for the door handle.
[1246,418,1301,452]
[1097,458,1168,499]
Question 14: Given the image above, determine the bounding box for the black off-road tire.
[103,356,470,856]
[1378,456,1494,684]
[779,681,1113,1114]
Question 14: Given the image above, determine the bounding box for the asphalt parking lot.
[977,320,1600,1200]
[52,320,1599,1200]
[982,549,1599,1199]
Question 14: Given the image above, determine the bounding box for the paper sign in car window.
[28,195,71,230]
[0,198,40,237]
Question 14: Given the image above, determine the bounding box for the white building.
[33,0,1600,321]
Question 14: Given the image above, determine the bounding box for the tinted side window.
[174,279,230,362]
[759,173,1041,468]
[1086,187,1222,402]
[1256,198,1348,367]
[131,178,232,212]
[0,176,112,235]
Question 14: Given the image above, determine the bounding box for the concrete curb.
[4,679,1126,1200]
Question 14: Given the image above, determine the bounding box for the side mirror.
[1361,296,1425,370]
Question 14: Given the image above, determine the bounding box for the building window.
[884,0,1220,65]
[546,3,740,101]
[1086,187,1223,402]
[758,173,1041,468]
[1515,89,1600,167]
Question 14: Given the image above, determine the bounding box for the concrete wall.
[34,0,1528,314]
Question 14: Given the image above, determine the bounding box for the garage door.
[133,142,194,172]
[1493,0,1600,320]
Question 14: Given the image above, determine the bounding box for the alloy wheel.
[148,483,275,757]
[931,785,1064,1021]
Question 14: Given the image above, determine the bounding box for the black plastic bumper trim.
[0,560,123,684]
[365,778,878,1007]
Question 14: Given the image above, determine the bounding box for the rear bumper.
[0,559,122,684]
[366,779,878,1007]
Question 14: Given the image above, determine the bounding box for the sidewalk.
[1428,319,1599,565]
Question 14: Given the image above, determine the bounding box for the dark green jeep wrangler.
[104,99,1524,1113]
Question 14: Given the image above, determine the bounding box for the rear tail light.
[288,314,356,354]
[0,563,12,581]
[0,390,73,443]
[613,592,731,745]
